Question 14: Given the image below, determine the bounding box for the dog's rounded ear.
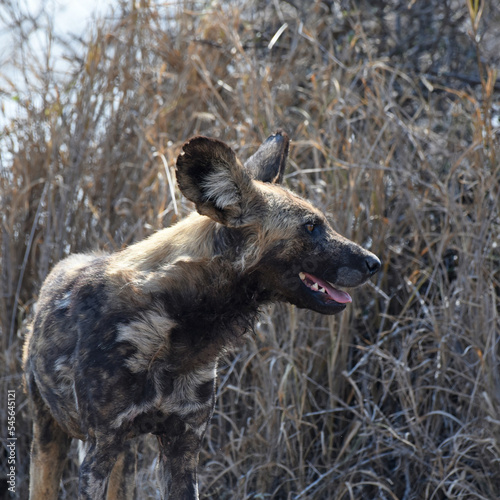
[176,136,258,226]
[244,130,289,184]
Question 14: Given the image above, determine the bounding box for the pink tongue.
[303,273,352,304]
[324,283,352,304]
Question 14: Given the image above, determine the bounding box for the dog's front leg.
[157,415,206,500]
[78,436,122,500]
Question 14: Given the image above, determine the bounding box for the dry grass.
[1,1,499,499]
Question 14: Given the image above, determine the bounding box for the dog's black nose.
[366,254,381,276]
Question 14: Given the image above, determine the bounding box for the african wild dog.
[23,131,381,499]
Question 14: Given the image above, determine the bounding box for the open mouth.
[299,272,352,305]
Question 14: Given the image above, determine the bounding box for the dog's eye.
[305,223,316,234]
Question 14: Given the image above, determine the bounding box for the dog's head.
[176,131,380,315]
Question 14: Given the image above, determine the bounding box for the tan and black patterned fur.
[23,131,381,499]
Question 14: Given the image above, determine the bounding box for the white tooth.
[311,283,319,291]
[299,272,305,280]
[319,287,326,293]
